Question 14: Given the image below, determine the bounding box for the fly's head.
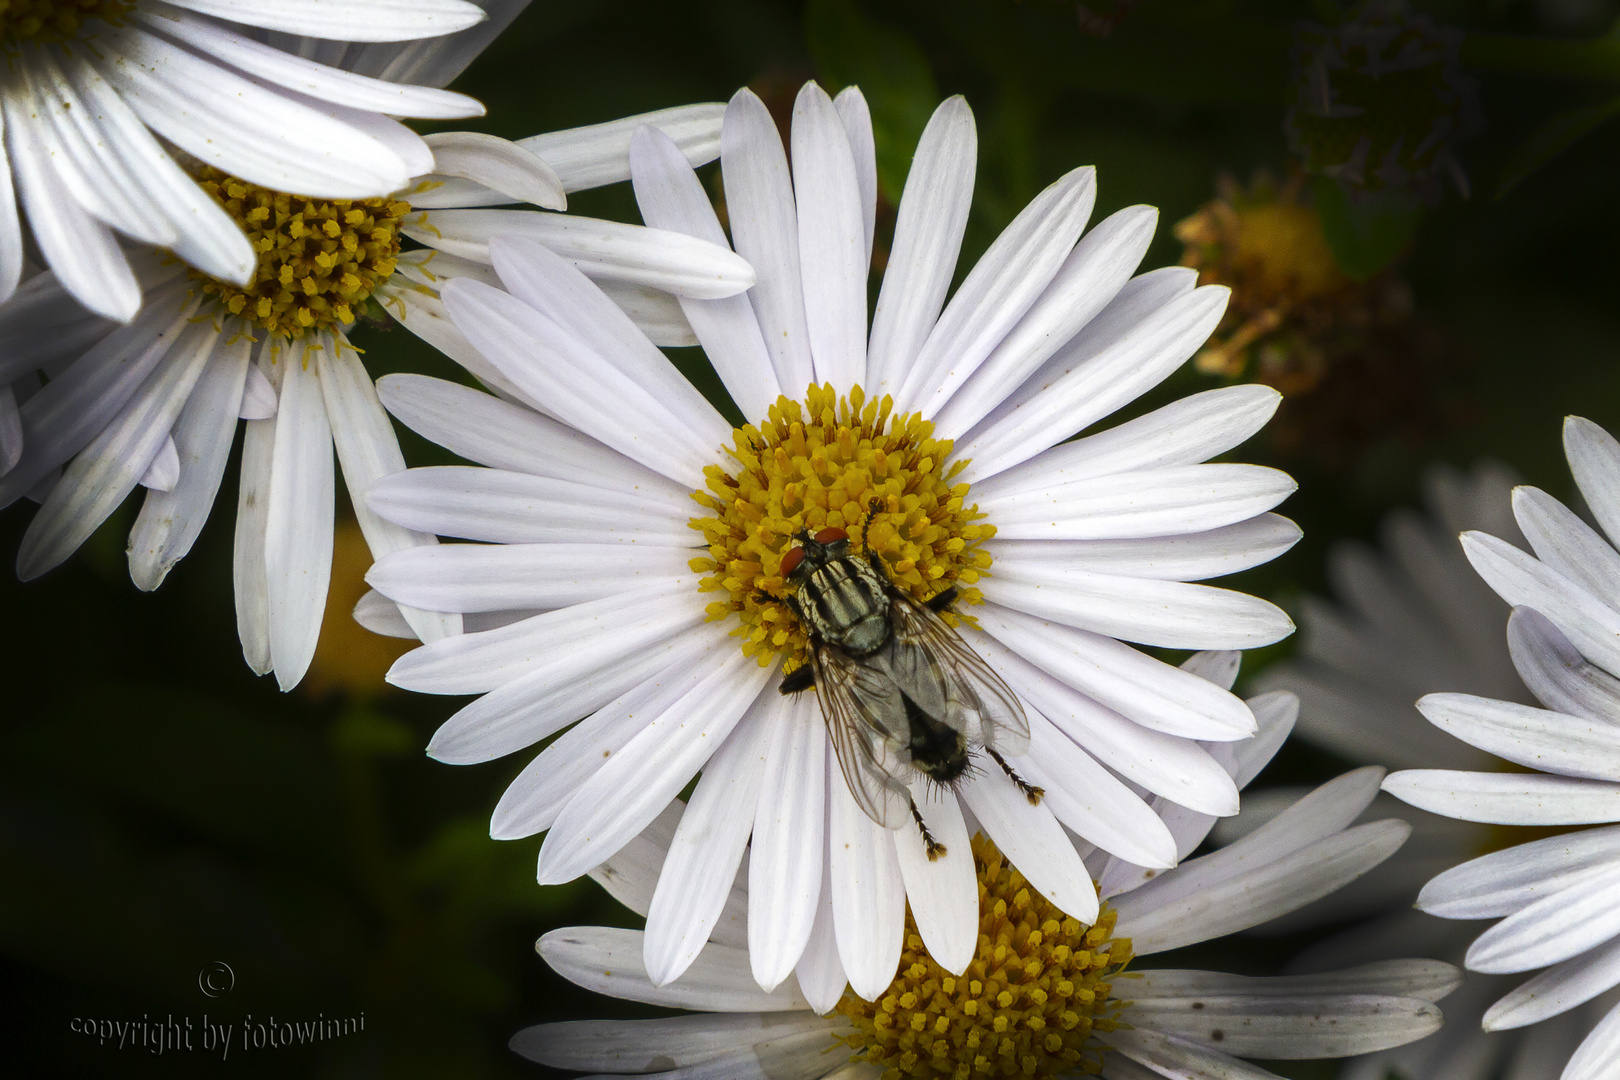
[778,526,851,587]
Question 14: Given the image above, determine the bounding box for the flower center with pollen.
[0,0,132,44]
[688,383,994,673]
[190,167,409,339]
[835,836,1132,1079]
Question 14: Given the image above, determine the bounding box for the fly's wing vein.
[888,596,1030,756]
[813,645,912,828]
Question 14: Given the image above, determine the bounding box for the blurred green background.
[7,0,1620,1075]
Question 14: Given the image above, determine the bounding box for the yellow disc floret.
[0,0,131,43]
[836,835,1132,1079]
[190,167,408,340]
[688,383,994,673]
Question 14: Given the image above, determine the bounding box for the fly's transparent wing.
[812,645,912,829]
[889,596,1030,756]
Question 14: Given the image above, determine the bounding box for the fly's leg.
[987,748,1045,806]
[925,585,959,613]
[860,496,883,553]
[910,795,947,861]
[779,664,815,695]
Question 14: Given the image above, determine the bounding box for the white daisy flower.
[363,82,1300,997]
[1257,460,1527,770]
[0,98,746,691]
[1383,416,1620,1080]
[0,0,513,322]
[508,768,1449,1080]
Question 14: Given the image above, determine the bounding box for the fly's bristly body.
[769,501,1039,859]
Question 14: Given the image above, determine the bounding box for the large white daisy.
[363,83,1301,997]
[0,99,746,691]
[509,768,1448,1080]
[0,0,513,321]
[1383,416,1620,1080]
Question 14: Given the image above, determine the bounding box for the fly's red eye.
[814,527,848,545]
[779,546,806,577]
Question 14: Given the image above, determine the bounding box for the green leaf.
[805,0,940,204]
[1495,94,1620,200]
[1312,177,1422,281]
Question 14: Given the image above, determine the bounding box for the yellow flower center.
[0,0,131,43]
[190,167,408,340]
[687,383,994,673]
[835,836,1132,1079]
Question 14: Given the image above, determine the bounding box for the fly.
[764,498,1040,860]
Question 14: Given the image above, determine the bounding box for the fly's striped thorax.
[805,557,891,657]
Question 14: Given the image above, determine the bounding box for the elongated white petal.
[827,753,906,1002]
[264,354,334,690]
[536,656,770,885]
[959,279,1226,483]
[1127,992,1444,1059]
[1564,999,1620,1080]
[791,82,867,389]
[1462,530,1620,680]
[1485,933,1620,1031]
[1109,1026,1285,1080]
[0,104,20,303]
[1416,823,1620,920]
[795,850,847,1015]
[1416,692,1620,782]
[1466,862,1620,973]
[375,373,686,497]
[892,780,976,976]
[833,86,876,262]
[1514,484,1620,607]
[720,88,815,394]
[512,1013,834,1072]
[932,202,1155,439]
[515,103,725,194]
[1130,960,1463,1002]
[538,926,808,1012]
[422,132,563,209]
[961,754,1099,923]
[1564,416,1620,550]
[138,435,179,491]
[233,367,276,675]
[1507,607,1620,725]
[414,209,754,299]
[1383,769,1620,825]
[749,693,827,991]
[160,0,485,40]
[984,515,1300,584]
[596,279,698,348]
[644,696,774,986]
[369,542,691,613]
[866,96,975,396]
[971,384,1283,502]
[629,125,779,420]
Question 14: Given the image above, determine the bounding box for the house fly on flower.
[766,499,1039,860]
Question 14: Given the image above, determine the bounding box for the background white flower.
[364,83,1301,998]
[0,0,511,321]
[0,95,746,691]
[507,763,1445,1080]
[1384,416,1620,1080]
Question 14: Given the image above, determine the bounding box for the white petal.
[832,86,876,262]
[1485,934,1620,1031]
[1130,960,1463,1002]
[897,166,1096,418]
[1180,650,1241,691]
[1514,484,1620,610]
[978,463,1296,541]
[960,754,1100,923]
[1565,1001,1620,1080]
[538,926,809,1012]
[971,384,1283,502]
[535,655,770,885]
[413,209,754,299]
[1014,710,1176,868]
[422,132,564,209]
[892,780,976,976]
[1508,607,1620,725]
[976,605,1256,741]
[865,96,974,397]
[1382,769,1620,825]
[439,279,718,487]
[588,801,682,918]
[1109,1026,1285,1080]
[512,1013,833,1072]
[1114,818,1410,954]
[1416,692,1620,782]
[794,849,847,1015]
[644,695,774,986]
[629,125,779,420]
[159,0,485,40]
[233,370,276,675]
[0,106,20,303]
[1465,862,1620,973]
[368,541,691,613]
[827,752,906,1002]
[720,88,815,395]
[1565,416,1620,551]
[519,102,726,194]
[958,277,1225,483]
[263,353,334,691]
[983,515,1301,584]
[597,279,699,348]
[0,383,21,475]
[749,693,827,991]
[932,202,1156,439]
[1462,530,1620,680]
[238,361,277,419]
[92,25,411,199]
[791,82,867,390]
[375,372,685,497]
[1126,991,1444,1059]
[138,434,179,491]
[1417,823,1620,920]
[17,320,215,579]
